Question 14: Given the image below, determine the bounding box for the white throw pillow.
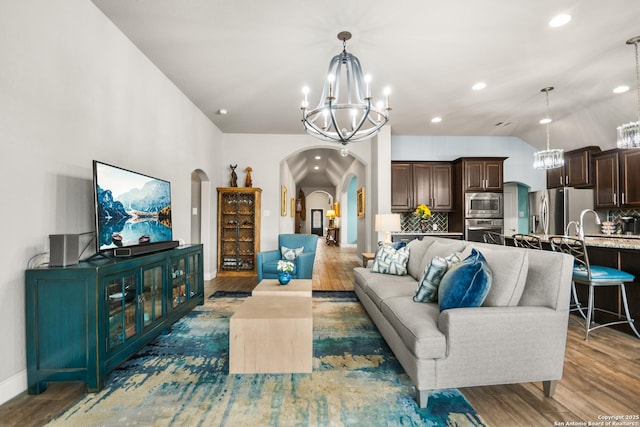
[281,246,304,260]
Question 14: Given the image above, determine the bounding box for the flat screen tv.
[93,161,174,254]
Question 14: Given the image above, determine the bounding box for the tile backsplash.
[605,208,640,223]
[400,212,448,232]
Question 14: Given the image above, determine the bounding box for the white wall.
[0,0,221,404]
[391,135,547,191]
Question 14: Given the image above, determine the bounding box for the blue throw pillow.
[413,253,461,303]
[438,248,492,311]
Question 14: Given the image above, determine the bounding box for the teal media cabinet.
[25,244,204,394]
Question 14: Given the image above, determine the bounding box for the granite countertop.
[531,233,640,250]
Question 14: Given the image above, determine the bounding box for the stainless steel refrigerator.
[528,188,597,236]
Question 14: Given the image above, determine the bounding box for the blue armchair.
[256,234,319,283]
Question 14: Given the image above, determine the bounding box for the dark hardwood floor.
[2,240,639,426]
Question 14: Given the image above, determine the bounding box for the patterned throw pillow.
[281,246,304,261]
[413,252,461,303]
[438,248,493,311]
[370,245,410,276]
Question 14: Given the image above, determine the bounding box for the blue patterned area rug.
[48,293,486,427]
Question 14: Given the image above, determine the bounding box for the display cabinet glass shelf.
[217,187,261,277]
[25,244,203,394]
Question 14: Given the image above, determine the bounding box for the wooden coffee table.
[229,296,312,374]
[252,278,312,297]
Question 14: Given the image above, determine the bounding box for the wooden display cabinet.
[217,187,261,276]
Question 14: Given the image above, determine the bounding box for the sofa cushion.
[439,248,493,311]
[461,244,529,306]
[380,296,447,359]
[419,239,466,277]
[281,245,304,260]
[413,253,461,303]
[405,238,435,280]
[371,245,410,275]
[362,275,418,309]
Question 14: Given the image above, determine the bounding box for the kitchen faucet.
[565,221,580,237]
[578,209,601,240]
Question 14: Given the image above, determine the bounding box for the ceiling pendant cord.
[634,37,640,123]
[544,87,552,151]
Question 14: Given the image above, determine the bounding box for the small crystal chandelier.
[616,36,640,149]
[533,87,564,170]
[301,31,390,146]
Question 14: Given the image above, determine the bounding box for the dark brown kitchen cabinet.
[391,162,453,212]
[547,146,600,189]
[461,158,505,192]
[593,148,640,208]
[391,163,413,211]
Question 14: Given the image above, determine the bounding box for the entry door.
[311,209,323,236]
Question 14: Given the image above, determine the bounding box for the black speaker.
[49,234,80,266]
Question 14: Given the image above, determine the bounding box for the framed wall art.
[281,185,287,216]
[357,188,365,218]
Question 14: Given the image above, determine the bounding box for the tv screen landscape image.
[93,161,173,253]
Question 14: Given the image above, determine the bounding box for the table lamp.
[375,213,401,245]
[326,209,336,227]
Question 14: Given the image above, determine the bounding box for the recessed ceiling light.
[431,117,442,123]
[314,165,320,170]
[614,85,630,94]
[472,82,487,91]
[540,118,552,125]
[216,108,228,115]
[314,155,321,160]
[549,14,571,27]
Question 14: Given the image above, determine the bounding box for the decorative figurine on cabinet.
[230,164,238,187]
[245,166,253,187]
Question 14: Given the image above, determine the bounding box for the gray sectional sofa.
[354,235,574,408]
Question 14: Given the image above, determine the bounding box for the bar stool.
[548,235,640,340]
[482,231,504,245]
[512,234,543,250]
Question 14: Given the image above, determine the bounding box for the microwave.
[465,192,503,218]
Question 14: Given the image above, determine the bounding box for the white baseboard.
[0,369,27,406]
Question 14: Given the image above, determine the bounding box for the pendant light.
[533,87,564,170]
[616,36,640,149]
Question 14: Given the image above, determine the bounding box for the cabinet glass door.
[171,258,186,308]
[107,273,138,351]
[186,252,202,298]
[142,265,164,329]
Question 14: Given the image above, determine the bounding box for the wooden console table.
[326,227,339,245]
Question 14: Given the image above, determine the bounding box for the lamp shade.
[326,209,336,218]
[375,214,401,232]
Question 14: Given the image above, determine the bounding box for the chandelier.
[301,31,390,145]
[533,87,564,170]
[616,36,640,149]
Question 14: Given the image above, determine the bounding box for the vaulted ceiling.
[91,0,640,186]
